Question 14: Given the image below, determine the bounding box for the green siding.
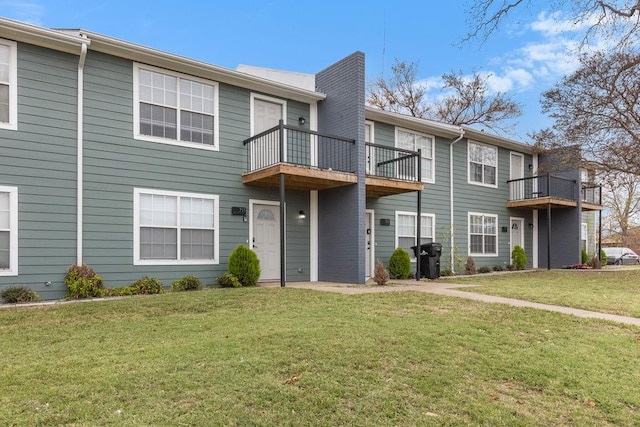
[0,43,79,299]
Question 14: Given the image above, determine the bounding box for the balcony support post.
[416,149,422,281]
[279,120,286,288]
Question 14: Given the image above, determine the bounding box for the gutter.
[449,127,465,273]
[76,38,89,265]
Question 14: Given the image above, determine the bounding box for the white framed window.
[581,222,588,252]
[396,128,435,183]
[133,188,219,265]
[469,212,498,256]
[468,141,497,187]
[0,39,17,130]
[395,211,435,260]
[0,186,18,276]
[133,63,219,150]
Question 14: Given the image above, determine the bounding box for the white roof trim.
[0,17,89,54]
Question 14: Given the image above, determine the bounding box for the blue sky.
[2,1,591,141]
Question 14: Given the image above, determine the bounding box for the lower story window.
[0,186,17,276]
[395,211,435,259]
[469,213,497,256]
[134,188,219,265]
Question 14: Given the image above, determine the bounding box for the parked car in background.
[603,247,640,265]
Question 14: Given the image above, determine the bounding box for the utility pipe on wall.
[76,38,89,265]
[449,128,465,273]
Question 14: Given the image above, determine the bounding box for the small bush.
[492,265,504,272]
[388,248,411,279]
[590,255,602,270]
[228,245,261,287]
[130,277,164,295]
[373,260,389,286]
[512,245,527,270]
[440,268,454,277]
[464,256,476,275]
[105,286,137,297]
[506,264,516,271]
[217,273,242,288]
[171,275,203,292]
[1,286,40,304]
[65,263,105,299]
[581,249,589,264]
[478,266,492,274]
[600,249,608,266]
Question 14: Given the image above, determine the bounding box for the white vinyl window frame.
[468,141,498,188]
[581,222,588,252]
[0,39,17,130]
[0,186,18,276]
[133,188,219,266]
[468,212,499,257]
[395,127,435,183]
[395,211,435,261]
[133,63,219,151]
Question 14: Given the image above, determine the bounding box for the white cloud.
[0,1,45,26]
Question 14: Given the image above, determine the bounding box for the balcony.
[243,121,357,191]
[243,121,424,196]
[365,143,423,197]
[507,175,602,211]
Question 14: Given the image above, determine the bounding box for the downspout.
[77,38,88,265]
[449,127,465,273]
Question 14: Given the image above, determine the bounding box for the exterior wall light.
[298,116,306,126]
[298,210,306,219]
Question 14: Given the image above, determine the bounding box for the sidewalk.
[266,280,640,327]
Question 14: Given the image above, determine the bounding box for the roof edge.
[0,17,88,54]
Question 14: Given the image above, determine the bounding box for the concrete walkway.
[262,280,640,327]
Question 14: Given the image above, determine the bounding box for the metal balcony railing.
[365,143,422,182]
[243,120,355,173]
[581,185,602,205]
[508,175,602,206]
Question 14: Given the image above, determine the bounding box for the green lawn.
[1,287,639,426]
[441,269,640,317]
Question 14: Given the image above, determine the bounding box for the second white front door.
[252,202,280,281]
[510,217,524,262]
[365,210,375,279]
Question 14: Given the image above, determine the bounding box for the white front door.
[252,202,280,281]
[252,96,285,169]
[510,217,524,261]
[365,210,375,279]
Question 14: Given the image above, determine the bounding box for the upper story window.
[133,188,219,265]
[469,141,497,187]
[396,128,435,183]
[0,39,17,130]
[133,63,219,150]
[0,186,18,276]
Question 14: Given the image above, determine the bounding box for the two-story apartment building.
[0,17,601,300]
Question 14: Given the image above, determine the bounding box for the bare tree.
[601,172,640,236]
[465,0,640,47]
[533,49,640,175]
[367,60,522,133]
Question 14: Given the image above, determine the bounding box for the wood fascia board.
[81,31,326,104]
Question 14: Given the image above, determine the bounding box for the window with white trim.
[395,211,435,259]
[469,141,497,186]
[134,64,219,150]
[469,213,498,256]
[396,128,435,183]
[134,189,219,265]
[581,222,588,252]
[0,39,17,130]
[0,186,18,276]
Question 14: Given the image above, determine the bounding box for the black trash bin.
[411,243,442,279]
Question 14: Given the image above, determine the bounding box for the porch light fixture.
[298,210,306,219]
[528,164,533,170]
[529,223,534,229]
[298,116,306,126]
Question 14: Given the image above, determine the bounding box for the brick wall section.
[315,52,366,283]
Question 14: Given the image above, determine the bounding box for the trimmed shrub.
[464,256,476,275]
[373,260,389,286]
[130,277,164,295]
[478,266,492,274]
[493,265,504,272]
[1,286,40,304]
[440,268,454,277]
[388,248,411,279]
[506,264,516,271]
[105,286,137,297]
[65,263,105,299]
[512,245,527,270]
[217,273,242,288]
[581,249,589,264]
[171,275,203,292]
[600,249,608,266]
[228,245,261,287]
